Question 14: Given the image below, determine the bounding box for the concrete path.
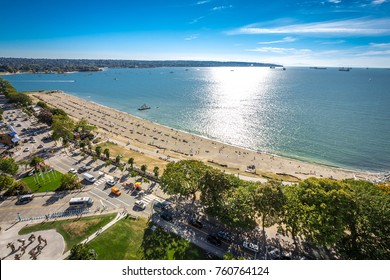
[0,221,65,260]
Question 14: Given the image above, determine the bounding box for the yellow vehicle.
[111,186,121,196]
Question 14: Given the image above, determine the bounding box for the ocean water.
[2,67,390,172]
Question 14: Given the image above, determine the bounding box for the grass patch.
[18,213,116,251]
[21,170,63,193]
[97,142,168,172]
[88,217,207,260]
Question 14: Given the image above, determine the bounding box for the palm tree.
[103,148,110,160]
[153,166,159,179]
[141,164,147,176]
[95,146,102,158]
[127,158,134,170]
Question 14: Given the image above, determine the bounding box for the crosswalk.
[140,194,163,206]
[94,177,107,186]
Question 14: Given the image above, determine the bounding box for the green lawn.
[18,214,116,251]
[88,217,208,260]
[21,170,63,193]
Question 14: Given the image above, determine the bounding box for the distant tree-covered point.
[0,57,282,74]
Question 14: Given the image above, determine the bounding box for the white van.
[82,173,96,183]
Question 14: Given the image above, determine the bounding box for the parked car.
[106,179,116,187]
[23,147,30,152]
[134,200,146,210]
[68,168,77,174]
[243,240,259,252]
[217,230,232,241]
[78,166,88,173]
[207,234,222,246]
[189,218,203,229]
[37,144,43,148]
[153,200,171,210]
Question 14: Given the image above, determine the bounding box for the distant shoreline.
[31,90,382,182]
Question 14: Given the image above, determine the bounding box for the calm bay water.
[2,67,390,172]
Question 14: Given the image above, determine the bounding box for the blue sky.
[1,0,390,67]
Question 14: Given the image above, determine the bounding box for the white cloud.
[185,34,199,41]
[328,0,342,3]
[257,36,297,44]
[212,5,233,11]
[196,0,211,5]
[358,49,390,55]
[227,18,390,36]
[372,0,387,5]
[369,42,390,47]
[320,39,346,45]
[246,47,312,55]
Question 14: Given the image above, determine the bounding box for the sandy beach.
[32,91,380,182]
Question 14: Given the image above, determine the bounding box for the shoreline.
[31,91,382,182]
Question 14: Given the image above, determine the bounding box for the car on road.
[16,124,21,127]
[243,240,259,252]
[111,186,121,196]
[78,166,89,173]
[37,144,43,148]
[16,194,34,205]
[207,234,222,246]
[153,200,171,210]
[217,230,232,241]
[23,139,28,143]
[160,211,173,222]
[134,200,146,210]
[68,168,77,174]
[106,179,116,187]
[189,218,203,229]
[23,147,30,152]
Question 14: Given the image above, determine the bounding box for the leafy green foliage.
[0,174,15,191]
[59,173,82,190]
[0,157,19,175]
[29,156,44,169]
[69,244,96,260]
[37,109,54,125]
[51,115,75,144]
[336,179,390,259]
[95,145,102,157]
[160,160,210,201]
[5,180,31,196]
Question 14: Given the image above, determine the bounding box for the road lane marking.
[88,191,118,208]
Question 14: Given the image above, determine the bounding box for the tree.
[281,178,353,253]
[5,180,31,196]
[200,169,240,217]
[95,146,102,157]
[127,158,134,170]
[37,109,53,125]
[0,174,14,191]
[253,180,286,252]
[153,166,159,179]
[159,160,210,202]
[79,141,86,151]
[51,115,75,144]
[115,155,121,164]
[68,243,96,260]
[103,148,110,159]
[29,156,44,169]
[59,173,82,190]
[75,119,97,134]
[36,101,48,109]
[141,164,147,176]
[336,180,390,260]
[0,157,19,176]
[221,183,257,230]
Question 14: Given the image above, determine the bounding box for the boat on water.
[138,104,151,111]
[310,67,327,70]
[339,67,351,71]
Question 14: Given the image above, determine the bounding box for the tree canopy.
[51,115,75,144]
